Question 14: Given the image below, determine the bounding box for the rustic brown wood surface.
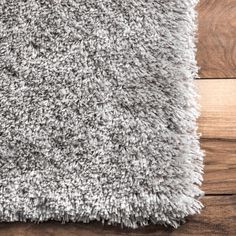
[201,139,236,195]
[197,79,236,139]
[1,0,236,235]
[197,0,236,78]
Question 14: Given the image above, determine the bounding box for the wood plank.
[197,0,236,78]
[201,139,236,194]
[0,196,235,236]
[196,79,236,139]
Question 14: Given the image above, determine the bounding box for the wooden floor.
[1,0,236,235]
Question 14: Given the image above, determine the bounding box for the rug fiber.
[0,0,204,228]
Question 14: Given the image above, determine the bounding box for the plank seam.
[205,193,235,196]
[200,137,236,142]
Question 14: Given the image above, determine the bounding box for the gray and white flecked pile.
[0,0,204,228]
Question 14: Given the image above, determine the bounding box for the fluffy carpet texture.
[0,0,204,228]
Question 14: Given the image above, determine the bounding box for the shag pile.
[0,0,204,228]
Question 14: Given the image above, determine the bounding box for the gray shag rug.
[0,0,204,229]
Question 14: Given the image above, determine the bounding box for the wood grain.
[202,139,236,194]
[196,79,236,139]
[0,196,235,236]
[197,0,236,78]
